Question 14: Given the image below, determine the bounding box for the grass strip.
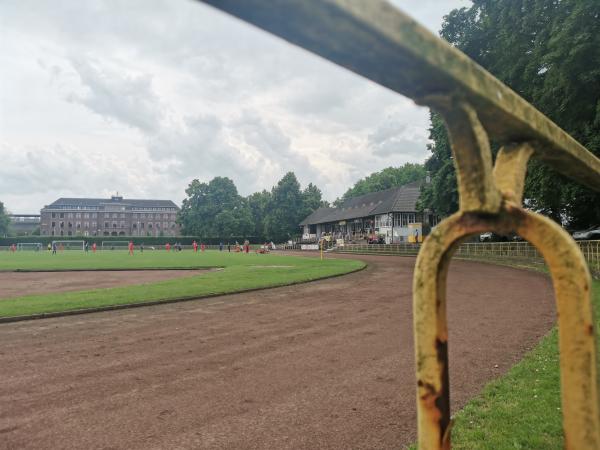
[0,251,364,318]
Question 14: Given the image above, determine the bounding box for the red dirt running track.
[0,254,555,449]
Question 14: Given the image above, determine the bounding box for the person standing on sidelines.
[10,244,16,253]
[128,241,134,256]
[85,242,89,253]
[52,242,57,255]
[92,242,97,253]
[219,241,223,252]
[140,243,144,253]
[193,241,198,253]
[201,242,205,252]
[165,242,171,252]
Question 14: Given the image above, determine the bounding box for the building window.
[76,222,81,229]
[132,223,137,229]
[148,223,153,229]
[76,213,81,219]
[113,223,117,228]
[141,222,145,229]
[104,222,109,228]
[60,213,64,218]
[60,221,64,228]
[51,212,56,218]
[51,222,56,228]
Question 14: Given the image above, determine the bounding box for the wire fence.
[334,240,600,279]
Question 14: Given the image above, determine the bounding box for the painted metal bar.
[199,0,600,192]
[415,206,600,449]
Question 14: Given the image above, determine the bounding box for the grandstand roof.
[44,197,179,209]
[299,180,423,226]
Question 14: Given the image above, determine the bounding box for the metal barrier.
[336,241,600,278]
[199,2,600,448]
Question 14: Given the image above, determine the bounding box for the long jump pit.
[0,254,555,449]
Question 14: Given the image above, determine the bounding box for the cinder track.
[0,254,555,449]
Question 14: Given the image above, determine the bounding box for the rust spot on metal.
[435,339,450,438]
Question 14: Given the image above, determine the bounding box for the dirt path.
[0,255,555,449]
[0,270,209,299]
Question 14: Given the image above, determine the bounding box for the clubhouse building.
[299,180,439,243]
[40,195,180,237]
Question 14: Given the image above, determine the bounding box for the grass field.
[0,250,364,318]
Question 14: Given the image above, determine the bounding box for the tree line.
[177,173,327,243]
[176,163,427,242]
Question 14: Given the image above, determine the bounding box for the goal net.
[52,240,85,251]
[101,241,130,250]
[16,242,43,251]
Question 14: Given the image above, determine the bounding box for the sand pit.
[0,269,210,299]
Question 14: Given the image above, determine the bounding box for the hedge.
[0,236,270,246]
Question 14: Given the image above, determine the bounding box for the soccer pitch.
[0,250,364,319]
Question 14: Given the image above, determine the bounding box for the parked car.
[479,232,493,242]
[572,225,600,240]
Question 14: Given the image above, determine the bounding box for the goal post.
[16,242,43,251]
[52,240,85,251]
[101,241,130,250]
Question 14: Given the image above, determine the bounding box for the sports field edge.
[0,260,367,324]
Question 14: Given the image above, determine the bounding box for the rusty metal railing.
[199,1,600,448]
[333,241,600,278]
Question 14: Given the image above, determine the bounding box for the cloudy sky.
[0,0,469,213]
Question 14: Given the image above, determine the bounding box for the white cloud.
[0,0,469,213]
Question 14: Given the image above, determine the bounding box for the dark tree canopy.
[0,202,9,237]
[178,172,325,242]
[337,163,426,205]
[420,0,600,227]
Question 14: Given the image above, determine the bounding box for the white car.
[572,226,600,240]
[479,232,493,242]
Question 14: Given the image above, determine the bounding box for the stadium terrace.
[40,195,181,237]
[299,180,439,244]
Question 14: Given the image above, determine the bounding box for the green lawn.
[410,278,599,450]
[0,250,364,318]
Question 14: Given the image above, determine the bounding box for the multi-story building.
[40,195,180,237]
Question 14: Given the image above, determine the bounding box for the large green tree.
[337,163,425,205]
[178,177,252,238]
[247,190,271,240]
[420,0,600,227]
[178,173,325,242]
[264,172,305,242]
[0,202,10,237]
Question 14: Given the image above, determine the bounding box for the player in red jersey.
[201,243,205,252]
[165,242,171,252]
[128,241,134,255]
[92,242,97,253]
[193,241,198,252]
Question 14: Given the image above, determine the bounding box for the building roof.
[44,197,179,209]
[299,180,423,226]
